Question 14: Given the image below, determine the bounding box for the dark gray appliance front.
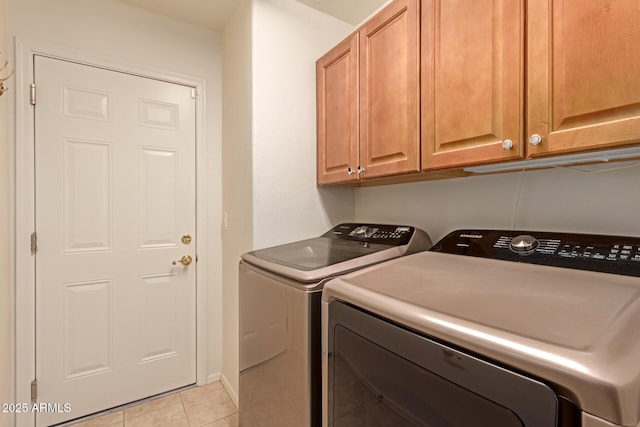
[327,301,562,427]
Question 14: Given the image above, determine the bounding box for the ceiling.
[115,0,389,32]
[295,0,388,25]
[116,0,240,31]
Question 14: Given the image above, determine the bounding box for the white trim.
[7,34,19,427]
[14,37,209,426]
[219,373,239,408]
[206,372,221,384]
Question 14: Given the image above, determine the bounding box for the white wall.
[251,0,355,250]
[218,0,356,404]
[0,0,12,425]
[355,162,640,244]
[221,0,253,405]
[7,0,224,385]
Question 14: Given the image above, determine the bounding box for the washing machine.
[323,229,640,426]
[239,223,431,426]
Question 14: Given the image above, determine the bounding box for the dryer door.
[327,302,558,426]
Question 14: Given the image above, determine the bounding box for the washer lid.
[241,223,431,283]
[246,237,393,271]
[242,237,404,283]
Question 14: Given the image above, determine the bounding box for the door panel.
[422,0,524,169]
[527,0,640,156]
[63,139,112,252]
[62,280,112,380]
[359,0,420,178]
[139,147,178,248]
[316,34,359,185]
[35,55,196,426]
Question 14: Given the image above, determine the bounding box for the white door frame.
[13,37,210,426]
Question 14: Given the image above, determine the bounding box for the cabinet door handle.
[347,167,355,175]
[357,166,365,174]
[528,134,542,146]
[502,139,514,150]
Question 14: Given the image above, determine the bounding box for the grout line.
[178,389,191,426]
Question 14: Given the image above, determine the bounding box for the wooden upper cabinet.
[359,0,420,179]
[317,34,359,185]
[527,0,640,157]
[421,0,524,170]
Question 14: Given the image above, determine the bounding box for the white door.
[34,55,197,426]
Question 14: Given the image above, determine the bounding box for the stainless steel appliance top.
[241,223,432,284]
[322,229,640,427]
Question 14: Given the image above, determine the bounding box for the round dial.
[353,226,369,237]
[510,235,539,255]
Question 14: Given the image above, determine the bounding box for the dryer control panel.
[431,229,640,277]
[323,223,415,246]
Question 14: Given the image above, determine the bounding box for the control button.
[510,235,539,255]
[350,226,379,239]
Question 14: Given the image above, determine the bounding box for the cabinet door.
[527,0,640,157]
[317,34,359,185]
[359,0,420,179]
[421,0,524,170]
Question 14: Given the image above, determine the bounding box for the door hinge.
[31,379,37,402]
[29,83,36,105]
[30,232,37,254]
[191,88,197,99]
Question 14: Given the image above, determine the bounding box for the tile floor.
[69,382,238,427]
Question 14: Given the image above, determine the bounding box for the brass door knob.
[172,255,193,266]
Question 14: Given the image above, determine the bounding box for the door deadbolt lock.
[172,255,193,266]
[181,234,192,245]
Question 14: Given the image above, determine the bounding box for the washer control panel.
[324,223,415,246]
[431,229,640,277]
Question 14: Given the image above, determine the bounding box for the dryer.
[323,229,640,427]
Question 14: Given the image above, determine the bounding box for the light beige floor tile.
[69,382,238,427]
[203,413,239,427]
[181,384,238,427]
[123,393,182,420]
[71,410,123,427]
[180,381,224,405]
[124,402,188,427]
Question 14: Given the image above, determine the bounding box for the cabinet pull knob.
[502,139,514,150]
[347,167,355,175]
[357,166,365,174]
[528,134,542,146]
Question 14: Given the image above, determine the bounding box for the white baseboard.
[206,373,221,384]
[219,373,239,408]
